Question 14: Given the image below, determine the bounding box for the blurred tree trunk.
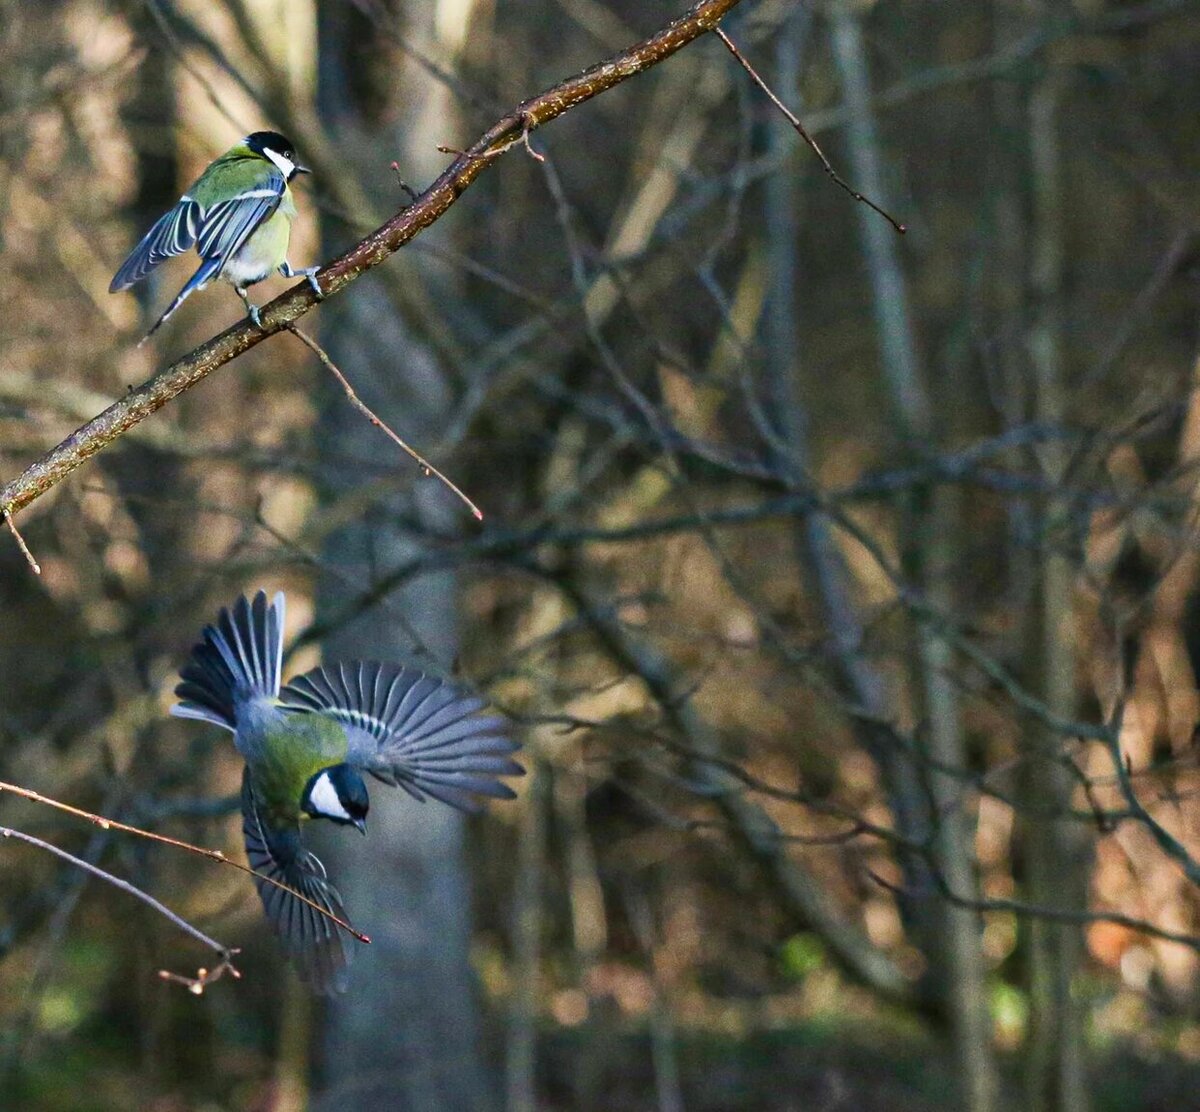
[505,754,547,1112]
[1020,64,1092,1112]
[791,1,934,962]
[763,2,946,1007]
[311,3,490,1109]
[825,4,999,1107]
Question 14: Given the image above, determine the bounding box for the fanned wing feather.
[279,662,522,812]
[241,772,351,994]
[172,590,284,732]
[109,198,201,292]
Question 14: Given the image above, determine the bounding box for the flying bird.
[172,591,521,993]
[110,131,321,340]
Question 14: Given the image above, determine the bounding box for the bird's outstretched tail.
[172,590,285,732]
[137,256,223,346]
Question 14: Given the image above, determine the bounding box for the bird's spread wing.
[279,662,523,812]
[109,198,201,292]
[109,163,284,291]
[241,771,352,994]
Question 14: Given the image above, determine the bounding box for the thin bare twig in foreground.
[437,116,545,164]
[3,505,39,574]
[158,958,242,995]
[1,825,240,992]
[285,324,483,521]
[0,0,749,557]
[0,779,369,944]
[713,25,907,234]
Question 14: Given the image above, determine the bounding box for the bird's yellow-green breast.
[224,187,296,286]
[245,202,294,254]
[252,712,349,827]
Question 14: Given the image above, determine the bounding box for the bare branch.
[3,507,39,574]
[285,324,483,521]
[559,578,918,1007]
[713,25,906,234]
[157,957,242,995]
[866,868,1200,954]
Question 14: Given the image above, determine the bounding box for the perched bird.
[171,591,522,993]
[110,131,322,340]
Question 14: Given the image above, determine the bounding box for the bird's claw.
[235,286,264,330]
[305,272,324,300]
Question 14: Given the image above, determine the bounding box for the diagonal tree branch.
[0,0,748,542]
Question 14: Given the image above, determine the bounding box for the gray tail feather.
[172,590,285,731]
[139,255,221,344]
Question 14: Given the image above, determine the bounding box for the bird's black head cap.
[245,131,296,158]
[243,131,310,178]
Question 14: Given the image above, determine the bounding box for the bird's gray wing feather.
[241,771,351,994]
[194,172,284,265]
[110,165,284,292]
[109,197,201,292]
[278,662,522,812]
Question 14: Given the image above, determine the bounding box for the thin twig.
[436,117,544,164]
[3,506,40,574]
[390,162,420,204]
[1101,718,1200,891]
[158,957,242,995]
[285,324,483,521]
[0,825,241,990]
[522,127,547,163]
[713,25,906,234]
[0,779,369,944]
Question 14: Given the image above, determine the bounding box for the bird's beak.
[354,817,367,835]
[295,164,312,175]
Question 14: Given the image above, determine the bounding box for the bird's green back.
[189,147,284,207]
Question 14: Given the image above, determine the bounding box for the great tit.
[110,131,322,339]
[171,591,522,993]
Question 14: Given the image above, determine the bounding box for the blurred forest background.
[2,0,1200,1109]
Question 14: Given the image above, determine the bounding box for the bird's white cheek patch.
[309,771,352,821]
[264,147,296,178]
